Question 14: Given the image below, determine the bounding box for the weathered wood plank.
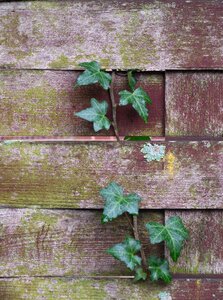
[165,211,223,274]
[1,1,223,70]
[0,70,164,136]
[166,72,223,137]
[0,277,222,300]
[0,141,222,208]
[0,209,163,276]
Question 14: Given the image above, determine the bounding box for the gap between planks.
[0,136,222,143]
[0,274,223,280]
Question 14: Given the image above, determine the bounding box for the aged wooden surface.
[165,211,223,274]
[166,72,223,137]
[0,209,163,276]
[0,278,222,300]
[0,70,164,137]
[1,1,223,70]
[0,141,222,209]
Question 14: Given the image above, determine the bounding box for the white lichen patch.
[158,291,172,300]
[141,143,166,162]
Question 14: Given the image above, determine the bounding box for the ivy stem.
[133,216,147,270]
[124,212,135,232]
[109,71,120,142]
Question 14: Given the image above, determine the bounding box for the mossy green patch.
[117,11,159,69]
[0,79,69,135]
[0,13,31,60]
[48,54,70,69]
[31,1,60,10]
[0,278,168,299]
[0,144,101,208]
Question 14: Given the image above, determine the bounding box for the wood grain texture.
[165,211,223,274]
[166,72,223,137]
[1,1,223,70]
[0,141,222,208]
[0,278,222,300]
[0,70,164,137]
[0,209,163,276]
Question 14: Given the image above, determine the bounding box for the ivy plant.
[75,98,111,132]
[74,61,152,139]
[74,61,189,284]
[100,182,189,283]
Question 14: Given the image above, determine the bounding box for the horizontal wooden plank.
[166,72,223,137]
[1,1,223,70]
[0,70,164,136]
[0,278,222,300]
[0,141,222,208]
[0,209,163,276]
[165,211,223,274]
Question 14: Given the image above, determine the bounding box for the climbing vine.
[74,61,189,283]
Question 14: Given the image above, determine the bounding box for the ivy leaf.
[128,71,137,92]
[148,256,172,283]
[146,216,189,262]
[75,98,111,132]
[119,87,152,123]
[134,268,147,282]
[76,61,112,90]
[100,182,142,223]
[124,136,151,141]
[107,236,142,270]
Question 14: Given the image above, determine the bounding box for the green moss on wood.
[48,54,70,69]
[0,278,170,299]
[117,11,159,69]
[0,13,31,59]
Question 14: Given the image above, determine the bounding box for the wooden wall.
[0,1,223,299]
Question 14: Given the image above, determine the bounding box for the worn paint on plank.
[166,72,223,137]
[0,1,223,70]
[0,141,222,209]
[0,70,164,137]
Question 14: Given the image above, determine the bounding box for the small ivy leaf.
[100,182,142,223]
[75,98,111,132]
[146,216,189,262]
[128,71,137,92]
[76,61,112,90]
[119,87,152,123]
[134,267,147,282]
[148,256,172,284]
[107,236,142,270]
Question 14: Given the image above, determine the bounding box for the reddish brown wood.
[115,73,165,136]
[0,141,222,208]
[1,1,223,70]
[166,72,223,137]
[0,209,163,276]
[165,211,223,274]
[0,70,164,137]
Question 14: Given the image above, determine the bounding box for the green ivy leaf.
[146,216,189,262]
[100,182,142,223]
[119,87,152,123]
[76,61,112,90]
[128,71,137,92]
[134,267,147,282]
[75,98,111,132]
[148,256,172,283]
[124,136,151,141]
[107,236,142,270]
